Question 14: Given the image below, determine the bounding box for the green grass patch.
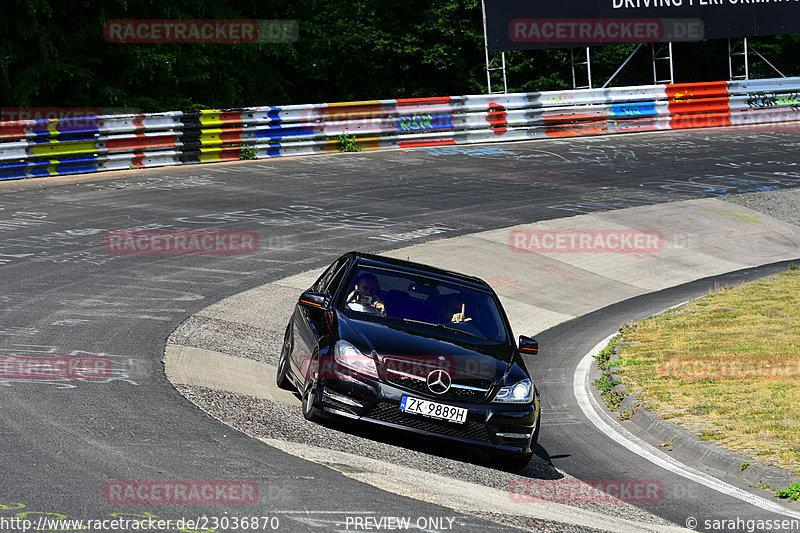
[776,482,800,501]
[336,133,362,152]
[605,269,800,473]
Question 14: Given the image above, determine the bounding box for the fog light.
[323,389,364,408]
[495,432,531,439]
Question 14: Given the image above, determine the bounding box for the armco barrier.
[1,77,799,180]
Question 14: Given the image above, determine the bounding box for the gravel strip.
[174,383,678,529]
[169,315,282,365]
[720,187,800,226]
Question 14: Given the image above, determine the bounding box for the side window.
[312,258,349,295]
[325,260,350,296]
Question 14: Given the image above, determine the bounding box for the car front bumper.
[312,366,540,454]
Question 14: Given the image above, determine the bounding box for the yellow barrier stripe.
[30,140,97,157]
[327,100,382,108]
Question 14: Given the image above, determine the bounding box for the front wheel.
[301,380,319,421]
[276,324,293,390]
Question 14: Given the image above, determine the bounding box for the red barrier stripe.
[104,134,179,151]
[670,112,732,129]
[396,97,452,106]
[669,103,731,116]
[486,103,508,134]
[546,120,608,137]
[0,123,28,140]
[217,149,241,160]
[219,111,244,124]
[666,81,730,100]
[219,131,244,143]
[398,139,456,148]
[323,103,387,120]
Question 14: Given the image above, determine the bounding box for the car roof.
[346,251,491,292]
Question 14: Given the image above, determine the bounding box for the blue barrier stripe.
[28,135,100,145]
[609,102,658,117]
[267,107,283,122]
[0,155,101,169]
[254,125,316,139]
[396,114,454,132]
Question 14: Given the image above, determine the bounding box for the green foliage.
[239,145,258,160]
[336,133,361,152]
[1,0,798,112]
[593,373,625,412]
[776,482,800,501]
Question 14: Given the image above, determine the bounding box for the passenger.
[440,294,471,324]
[345,272,385,314]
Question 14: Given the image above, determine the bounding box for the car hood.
[337,312,513,380]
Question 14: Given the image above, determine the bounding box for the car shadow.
[303,405,565,480]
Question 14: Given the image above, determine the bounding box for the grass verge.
[598,268,800,481]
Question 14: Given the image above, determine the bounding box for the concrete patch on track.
[262,437,690,533]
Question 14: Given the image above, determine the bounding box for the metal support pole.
[651,42,674,84]
[667,42,674,84]
[501,52,508,94]
[728,38,734,80]
[750,46,787,77]
[602,43,643,88]
[481,0,492,93]
[743,36,750,80]
[571,47,592,89]
[585,47,592,89]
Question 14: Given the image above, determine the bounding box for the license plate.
[400,395,467,424]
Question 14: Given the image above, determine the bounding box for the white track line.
[575,333,800,519]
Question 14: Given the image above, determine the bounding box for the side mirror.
[299,291,329,309]
[518,336,539,355]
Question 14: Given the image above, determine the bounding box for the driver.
[346,272,385,314]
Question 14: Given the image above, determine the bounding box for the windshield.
[339,266,508,343]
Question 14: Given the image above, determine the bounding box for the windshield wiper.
[401,318,485,339]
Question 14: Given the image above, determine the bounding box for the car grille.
[368,402,491,442]
[382,357,493,402]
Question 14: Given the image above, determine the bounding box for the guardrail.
[1,77,798,180]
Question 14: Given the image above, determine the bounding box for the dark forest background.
[2,0,798,112]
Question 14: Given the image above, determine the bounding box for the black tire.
[530,408,541,448]
[276,324,293,391]
[301,380,319,421]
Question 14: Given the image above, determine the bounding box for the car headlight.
[493,379,534,403]
[333,340,378,379]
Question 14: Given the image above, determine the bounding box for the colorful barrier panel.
[1,77,799,180]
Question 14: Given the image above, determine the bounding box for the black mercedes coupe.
[276,251,541,469]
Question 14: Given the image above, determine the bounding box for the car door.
[291,256,350,380]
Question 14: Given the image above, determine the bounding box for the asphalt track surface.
[1,126,800,532]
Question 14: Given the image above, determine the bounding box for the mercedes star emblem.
[426,369,452,394]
